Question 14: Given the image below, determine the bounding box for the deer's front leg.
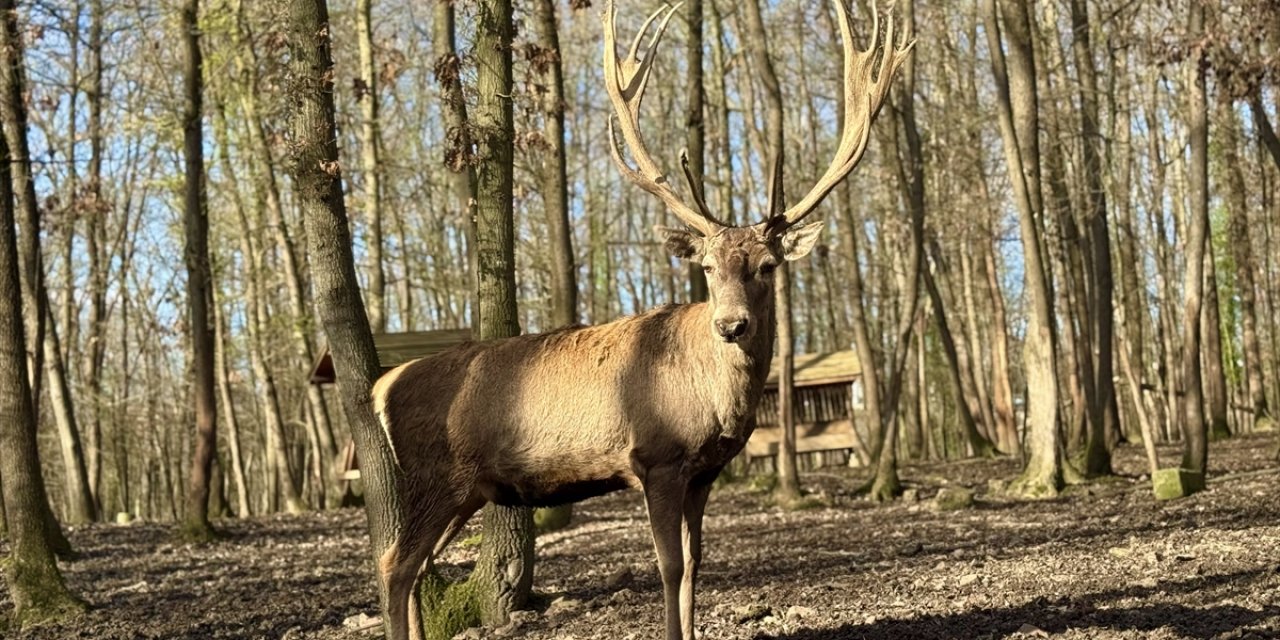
[680,480,713,640]
[642,465,688,640]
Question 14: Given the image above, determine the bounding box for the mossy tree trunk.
[0,0,96,528]
[284,0,405,628]
[0,109,84,631]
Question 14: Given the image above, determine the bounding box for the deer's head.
[603,0,911,344]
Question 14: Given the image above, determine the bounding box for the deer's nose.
[715,318,749,341]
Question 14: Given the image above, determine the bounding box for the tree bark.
[357,0,386,332]
[1222,104,1270,428]
[212,293,250,518]
[467,0,534,625]
[286,0,404,628]
[178,0,218,541]
[1068,0,1115,476]
[1181,2,1209,474]
[684,0,708,301]
[984,0,1062,496]
[742,0,800,503]
[0,103,84,630]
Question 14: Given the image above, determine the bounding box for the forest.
[1,0,1280,638]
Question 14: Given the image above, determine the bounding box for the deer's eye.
[703,265,715,274]
[759,263,777,276]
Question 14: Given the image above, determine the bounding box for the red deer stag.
[374,2,910,639]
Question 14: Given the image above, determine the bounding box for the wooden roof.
[766,349,861,388]
[309,329,472,384]
[310,329,860,389]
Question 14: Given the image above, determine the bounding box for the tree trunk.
[43,317,96,523]
[357,0,386,332]
[82,0,108,516]
[742,0,800,504]
[228,0,339,503]
[1222,104,1271,429]
[466,0,534,625]
[214,102,306,515]
[433,0,477,306]
[1068,0,1115,477]
[179,0,218,541]
[0,0,43,430]
[868,1,926,501]
[775,262,801,502]
[286,0,404,629]
[684,0,708,301]
[1202,243,1230,440]
[0,106,85,630]
[984,0,1062,497]
[212,294,251,518]
[1181,2,1209,475]
[529,0,578,534]
[922,260,996,457]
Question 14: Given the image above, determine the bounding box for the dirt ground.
[4,434,1280,640]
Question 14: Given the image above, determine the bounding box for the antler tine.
[778,0,914,228]
[766,149,785,219]
[680,149,718,222]
[603,0,721,237]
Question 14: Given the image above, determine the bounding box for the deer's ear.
[780,221,824,261]
[655,226,705,262]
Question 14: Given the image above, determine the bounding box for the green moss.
[175,520,221,544]
[747,474,777,494]
[933,487,975,512]
[3,555,87,630]
[457,533,483,549]
[534,505,572,535]
[788,495,828,510]
[1008,471,1062,499]
[1152,468,1205,501]
[1254,415,1275,433]
[418,571,481,640]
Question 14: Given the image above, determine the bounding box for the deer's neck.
[682,302,775,429]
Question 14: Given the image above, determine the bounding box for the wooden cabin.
[311,330,866,476]
[749,350,867,471]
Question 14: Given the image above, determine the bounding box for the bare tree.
[357,0,386,332]
[285,0,404,631]
[178,0,218,541]
[983,0,1063,496]
[1181,1,1210,474]
[0,113,84,630]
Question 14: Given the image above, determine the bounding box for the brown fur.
[375,226,820,640]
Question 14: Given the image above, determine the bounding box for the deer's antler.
[603,0,722,237]
[777,0,914,229]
